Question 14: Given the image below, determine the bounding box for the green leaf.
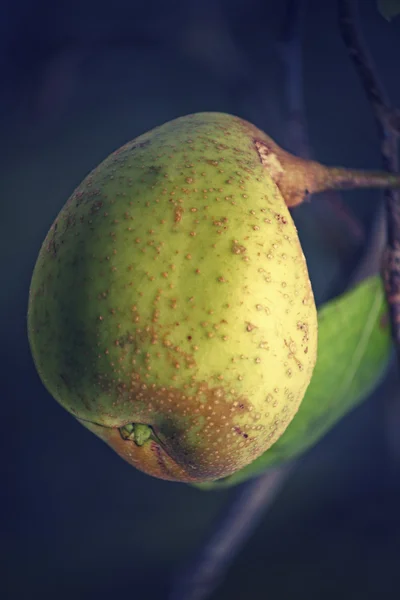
[196,275,392,490]
[378,0,400,20]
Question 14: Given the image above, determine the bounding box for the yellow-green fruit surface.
[28,112,317,482]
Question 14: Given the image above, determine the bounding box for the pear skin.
[28,113,317,482]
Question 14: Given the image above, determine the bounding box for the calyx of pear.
[28,112,400,483]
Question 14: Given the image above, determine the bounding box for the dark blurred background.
[2,0,400,598]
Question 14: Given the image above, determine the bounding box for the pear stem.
[315,165,400,195]
[257,142,400,208]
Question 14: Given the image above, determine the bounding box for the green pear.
[27,112,400,483]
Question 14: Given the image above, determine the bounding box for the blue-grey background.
[2,0,400,598]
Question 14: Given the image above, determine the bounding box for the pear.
[27,112,400,483]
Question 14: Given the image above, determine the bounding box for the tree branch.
[338,0,400,353]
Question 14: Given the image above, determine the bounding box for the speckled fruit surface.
[28,112,317,482]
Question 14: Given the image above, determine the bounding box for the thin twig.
[169,465,293,600]
[338,0,400,353]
